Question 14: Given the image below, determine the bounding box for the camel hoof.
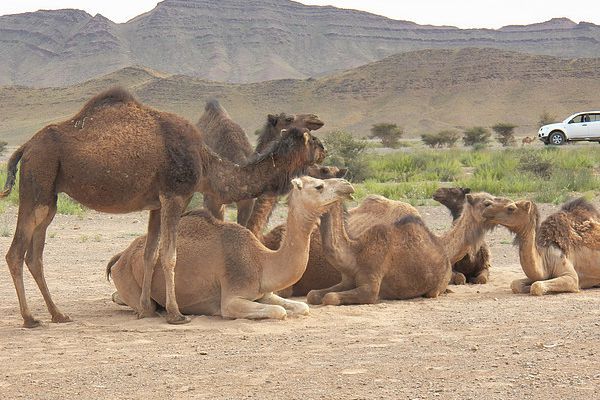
[23,318,43,329]
[112,292,127,306]
[51,313,73,324]
[451,272,467,285]
[167,314,191,325]
[306,291,323,305]
[470,275,488,285]
[322,293,341,306]
[530,282,545,296]
[269,306,288,320]
[287,302,310,316]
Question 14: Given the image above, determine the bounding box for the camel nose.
[333,179,355,197]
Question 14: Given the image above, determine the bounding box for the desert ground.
[1,200,599,400]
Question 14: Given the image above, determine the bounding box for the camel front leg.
[221,296,287,320]
[159,196,190,324]
[510,278,534,294]
[203,195,225,220]
[450,271,467,285]
[258,292,309,316]
[321,275,381,306]
[306,274,355,305]
[469,268,489,284]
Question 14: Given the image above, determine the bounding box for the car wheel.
[549,131,565,145]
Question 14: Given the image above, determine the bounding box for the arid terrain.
[0,201,598,399]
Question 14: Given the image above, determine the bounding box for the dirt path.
[0,204,599,399]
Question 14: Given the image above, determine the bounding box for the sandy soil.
[0,202,599,400]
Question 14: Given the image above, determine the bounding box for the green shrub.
[421,130,460,148]
[492,123,517,147]
[463,127,491,148]
[323,131,371,181]
[0,141,7,156]
[369,123,403,149]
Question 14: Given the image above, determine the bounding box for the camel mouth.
[306,121,325,131]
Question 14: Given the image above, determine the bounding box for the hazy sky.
[1,0,598,28]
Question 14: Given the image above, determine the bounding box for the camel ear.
[303,131,310,145]
[466,193,475,205]
[268,114,278,126]
[462,188,471,194]
[291,178,303,191]
[519,200,532,213]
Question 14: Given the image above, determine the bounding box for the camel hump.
[561,197,599,217]
[204,99,229,117]
[394,215,425,227]
[74,87,138,119]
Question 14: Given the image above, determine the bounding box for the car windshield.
[569,115,584,123]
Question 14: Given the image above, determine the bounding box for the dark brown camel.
[1,88,326,328]
[198,103,325,226]
[432,187,492,284]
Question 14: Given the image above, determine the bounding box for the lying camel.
[265,195,420,297]
[522,136,534,145]
[197,101,325,225]
[433,187,491,284]
[307,193,509,305]
[1,88,325,327]
[482,197,600,295]
[107,176,354,319]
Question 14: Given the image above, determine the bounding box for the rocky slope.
[1,1,599,86]
[2,48,600,144]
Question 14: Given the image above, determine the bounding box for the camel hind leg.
[139,209,160,318]
[321,274,381,306]
[24,197,71,324]
[306,274,355,305]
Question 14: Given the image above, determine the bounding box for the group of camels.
[2,88,599,328]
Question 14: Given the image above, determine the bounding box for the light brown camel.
[264,194,420,297]
[0,88,326,328]
[522,136,534,145]
[107,176,355,319]
[482,197,600,295]
[433,187,491,284]
[197,101,325,226]
[307,193,509,305]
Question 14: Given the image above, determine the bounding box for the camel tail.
[0,145,25,198]
[106,252,122,281]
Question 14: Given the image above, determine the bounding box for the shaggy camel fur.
[198,102,325,226]
[107,177,354,319]
[1,88,325,327]
[482,197,600,295]
[265,195,420,297]
[307,193,508,305]
[433,187,492,284]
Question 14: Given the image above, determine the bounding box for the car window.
[589,114,600,122]
[570,115,583,123]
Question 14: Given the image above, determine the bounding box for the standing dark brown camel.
[197,101,326,226]
[1,88,326,328]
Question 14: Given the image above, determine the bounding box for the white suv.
[538,111,600,145]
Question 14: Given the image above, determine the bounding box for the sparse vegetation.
[421,130,460,148]
[0,141,7,155]
[323,131,371,181]
[369,123,403,149]
[462,127,491,148]
[492,123,517,147]
[539,111,558,126]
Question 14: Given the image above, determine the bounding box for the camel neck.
[319,201,357,270]
[513,221,547,281]
[259,196,320,293]
[198,147,296,204]
[439,205,485,264]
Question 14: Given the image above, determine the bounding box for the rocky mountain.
[2,48,600,144]
[1,0,600,87]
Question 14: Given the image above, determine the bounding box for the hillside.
[2,48,600,144]
[1,0,600,86]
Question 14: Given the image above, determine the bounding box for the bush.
[492,123,517,147]
[463,127,491,148]
[421,130,460,148]
[518,151,553,179]
[323,131,371,181]
[539,111,558,126]
[369,123,403,149]
[0,141,7,155]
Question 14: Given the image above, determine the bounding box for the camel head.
[289,176,354,217]
[268,113,325,132]
[280,128,327,165]
[482,199,537,233]
[306,165,348,179]
[433,187,471,216]
[462,192,514,229]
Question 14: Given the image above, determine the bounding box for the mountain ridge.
[1,0,599,86]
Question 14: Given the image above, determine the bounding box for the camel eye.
[315,184,324,191]
[507,205,517,212]
[483,200,493,207]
